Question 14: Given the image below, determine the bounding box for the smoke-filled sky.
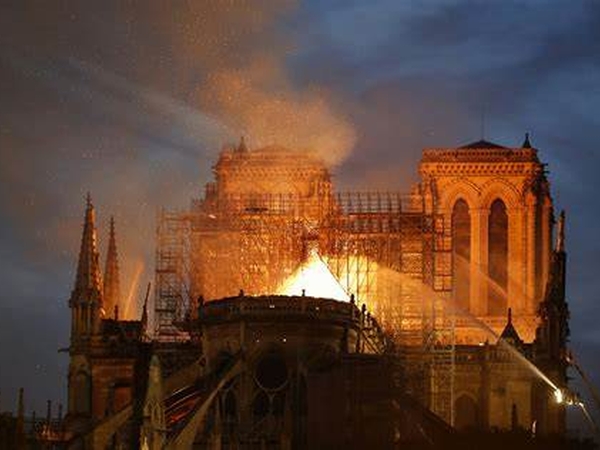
[1,0,600,432]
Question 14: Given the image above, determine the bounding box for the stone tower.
[69,194,103,341]
[419,136,554,343]
[66,194,103,429]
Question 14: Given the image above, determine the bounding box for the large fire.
[278,250,350,302]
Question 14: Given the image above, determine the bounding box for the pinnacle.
[500,307,522,345]
[556,210,566,253]
[103,216,121,317]
[237,135,248,153]
[72,194,102,300]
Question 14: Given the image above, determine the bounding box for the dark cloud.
[1,0,599,433]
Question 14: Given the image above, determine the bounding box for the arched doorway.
[455,394,479,430]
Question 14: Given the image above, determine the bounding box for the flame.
[278,250,350,301]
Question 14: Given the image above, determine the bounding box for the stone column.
[525,193,537,314]
[470,208,489,316]
[507,208,525,314]
[540,195,553,302]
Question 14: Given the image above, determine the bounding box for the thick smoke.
[159,1,356,165]
[0,2,358,410]
[198,58,355,166]
[0,1,356,319]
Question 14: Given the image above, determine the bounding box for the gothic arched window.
[488,199,508,315]
[452,199,471,310]
[455,394,479,430]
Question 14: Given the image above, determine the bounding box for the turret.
[556,209,565,254]
[236,135,248,153]
[536,210,569,361]
[69,194,104,343]
[17,388,24,421]
[141,282,151,338]
[15,388,25,450]
[522,132,532,149]
[499,308,523,347]
[103,216,122,319]
[534,210,569,434]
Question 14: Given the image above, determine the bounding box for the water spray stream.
[411,268,561,392]
[316,251,573,417]
[451,302,559,391]
[450,255,560,390]
[579,402,600,436]
[452,256,600,435]
[455,254,537,319]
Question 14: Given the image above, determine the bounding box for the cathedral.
[11,136,571,448]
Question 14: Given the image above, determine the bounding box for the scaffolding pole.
[154,190,456,424]
[154,208,190,340]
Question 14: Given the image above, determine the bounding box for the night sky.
[1,0,599,433]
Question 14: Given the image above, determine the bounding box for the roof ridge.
[458,139,507,150]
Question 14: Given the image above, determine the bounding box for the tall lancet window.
[452,200,471,310]
[488,199,508,315]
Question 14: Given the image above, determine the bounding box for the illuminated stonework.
[59,137,568,447]
[420,139,553,343]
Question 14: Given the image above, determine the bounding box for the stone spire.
[103,216,121,319]
[537,209,569,361]
[72,194,102,302]
[522,132,532,148]
[15,388,25,450]
[556,210,565,253]
[500,307,523,346]
[46,400,52,426]
[141,299,148,333]
[17,388,24,420]
[141,283,150,334]
[70,194,104,339]
[236,135,248,153]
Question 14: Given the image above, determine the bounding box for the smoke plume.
[198,58,355,166]
[0,1,356,321]
[161,1,356,165]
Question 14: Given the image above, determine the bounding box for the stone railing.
[421,148,538,163]
[198,295,389,354]
[199,295,357,323]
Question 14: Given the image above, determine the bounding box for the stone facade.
[419,139,553,343]
[59,138,569,448]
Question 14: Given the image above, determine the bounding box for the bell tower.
[419,136,554,343]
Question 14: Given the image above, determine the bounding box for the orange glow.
[278,250,350,301]
[123,260,144,319]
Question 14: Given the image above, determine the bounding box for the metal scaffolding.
[154,209,191,340]
[154,187,456,422]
